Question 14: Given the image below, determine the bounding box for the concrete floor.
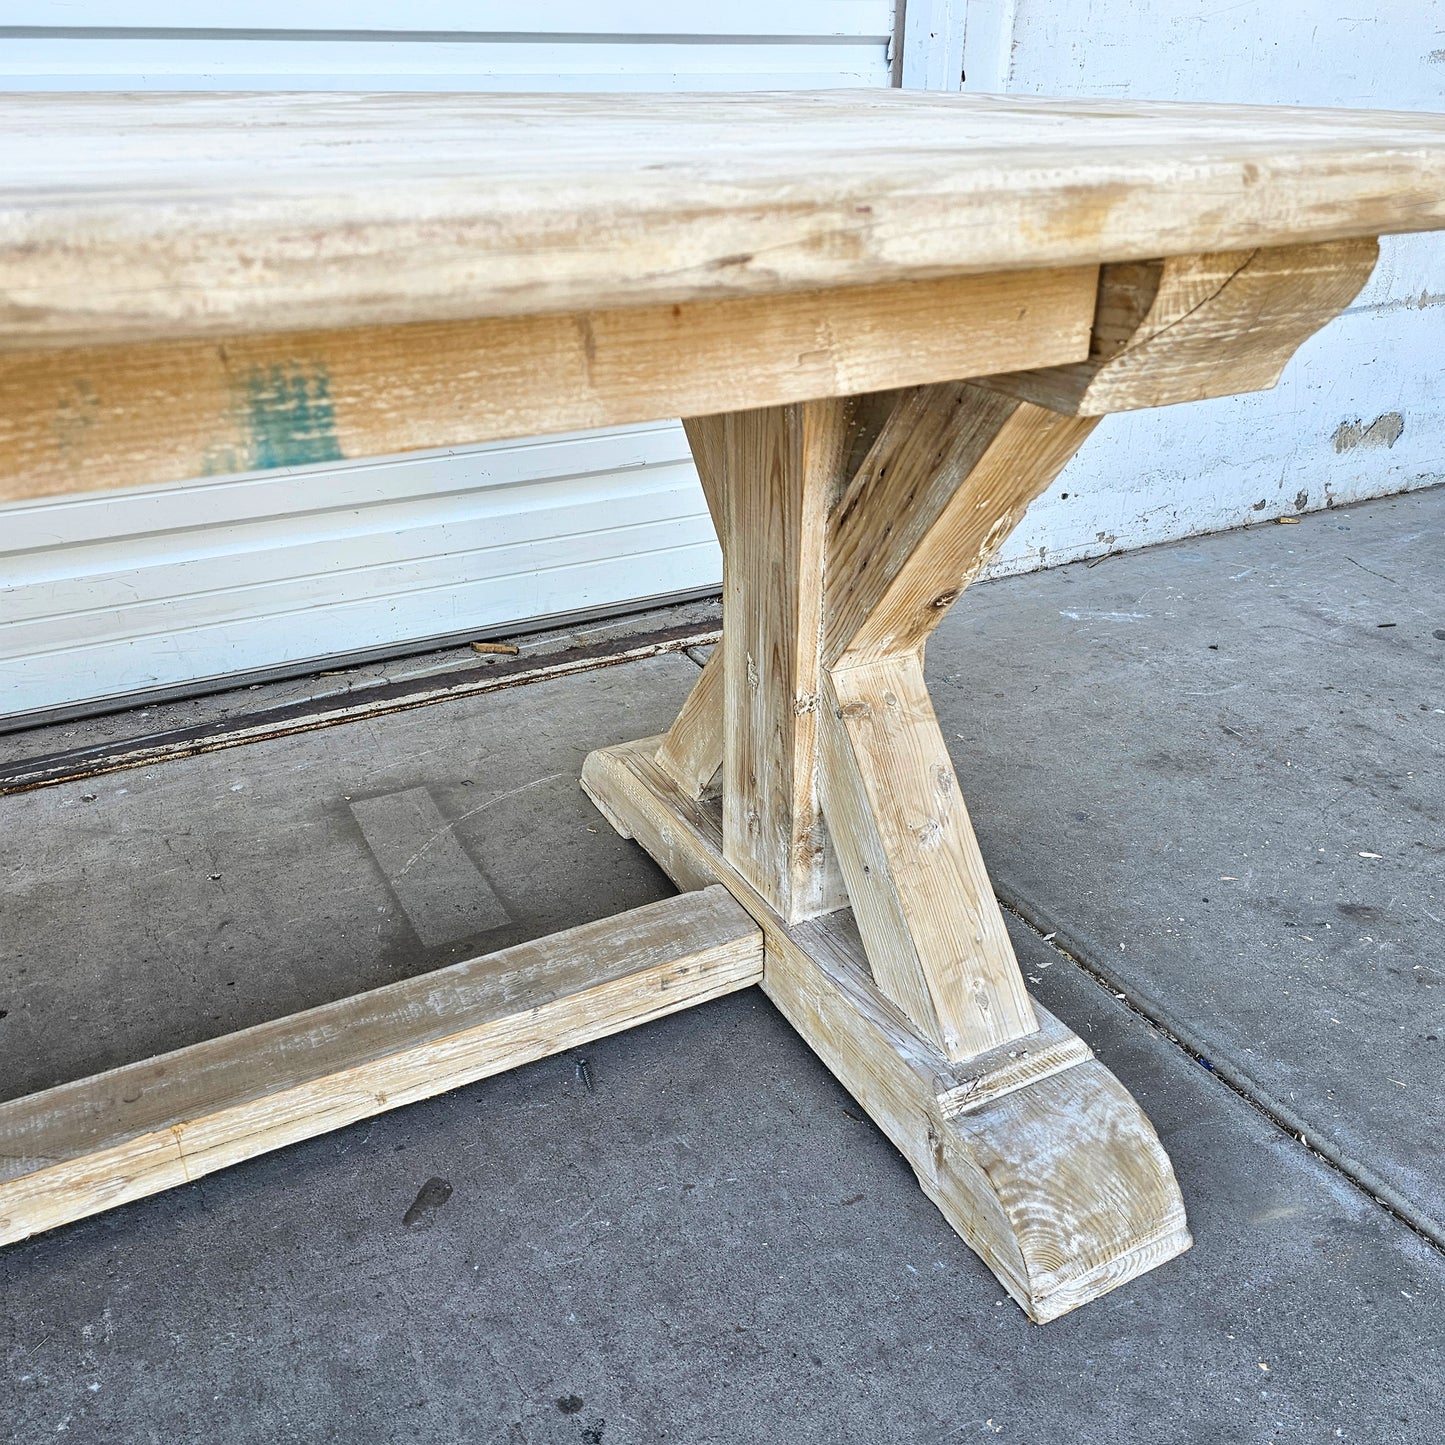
[1,490,1441,1443]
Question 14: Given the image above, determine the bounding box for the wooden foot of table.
[583,738,1191,1322]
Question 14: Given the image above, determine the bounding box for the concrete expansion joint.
[994,895,1445,1259]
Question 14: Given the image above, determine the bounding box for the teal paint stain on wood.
[51,378,100,454]
[237,361,344,470]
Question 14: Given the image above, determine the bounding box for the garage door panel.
[0,39,890,89]
[3,541,723,716]
[4,455,704,602]
[2,2,893,37]
[3,476,712,636]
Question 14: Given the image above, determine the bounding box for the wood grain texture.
[0,887,761,1248]
[927,1062,1194,1321]
[802,383,1097,1054]
[581,737,1191,1322]
[654,649,724,800]
[0,267,1095,504]
[2,91,1441,349]
[681,415,728,527]
[820,653,1038,1059]
[823,382,1099,666]
[653,416,729,798]
[719,401,852,923]
[979,238,1379,415]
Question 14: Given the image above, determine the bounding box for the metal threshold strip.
[0,618,718,797]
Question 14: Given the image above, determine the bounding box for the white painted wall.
[944,0,1445,573]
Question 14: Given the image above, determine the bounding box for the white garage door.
[0,3,894,724]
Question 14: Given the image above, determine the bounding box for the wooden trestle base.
[2,234,1385,1320]
[0,888,764,1250]
[583,738,1192,1323]
[580,238,1384,1318]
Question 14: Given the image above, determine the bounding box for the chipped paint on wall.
[1333,413,1405,453]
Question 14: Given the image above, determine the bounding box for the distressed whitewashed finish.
[0,887,761,1247]
[2,89,1429,1323]
[978,240,1380,415]
[3,91,1445,349]
[0,266,1096,505]
[583,233,1389,1313]
[581,739,1190,1323]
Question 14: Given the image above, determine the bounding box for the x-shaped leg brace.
[583,237,1377,1320]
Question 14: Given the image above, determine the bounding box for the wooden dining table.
[2,90,1443,1322]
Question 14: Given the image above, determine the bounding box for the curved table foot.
[582,736,1191,1322]
[926,1061,1190,1322]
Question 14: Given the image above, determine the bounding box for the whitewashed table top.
[3,89,1445,348]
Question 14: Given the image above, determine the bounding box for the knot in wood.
[792,692,820,716]
[926,1122,945,1173]
[931,588,962,611]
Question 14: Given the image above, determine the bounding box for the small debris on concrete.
[576,1056,595,1094]
[1274,516,1300,525]
[471,640,521,656]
